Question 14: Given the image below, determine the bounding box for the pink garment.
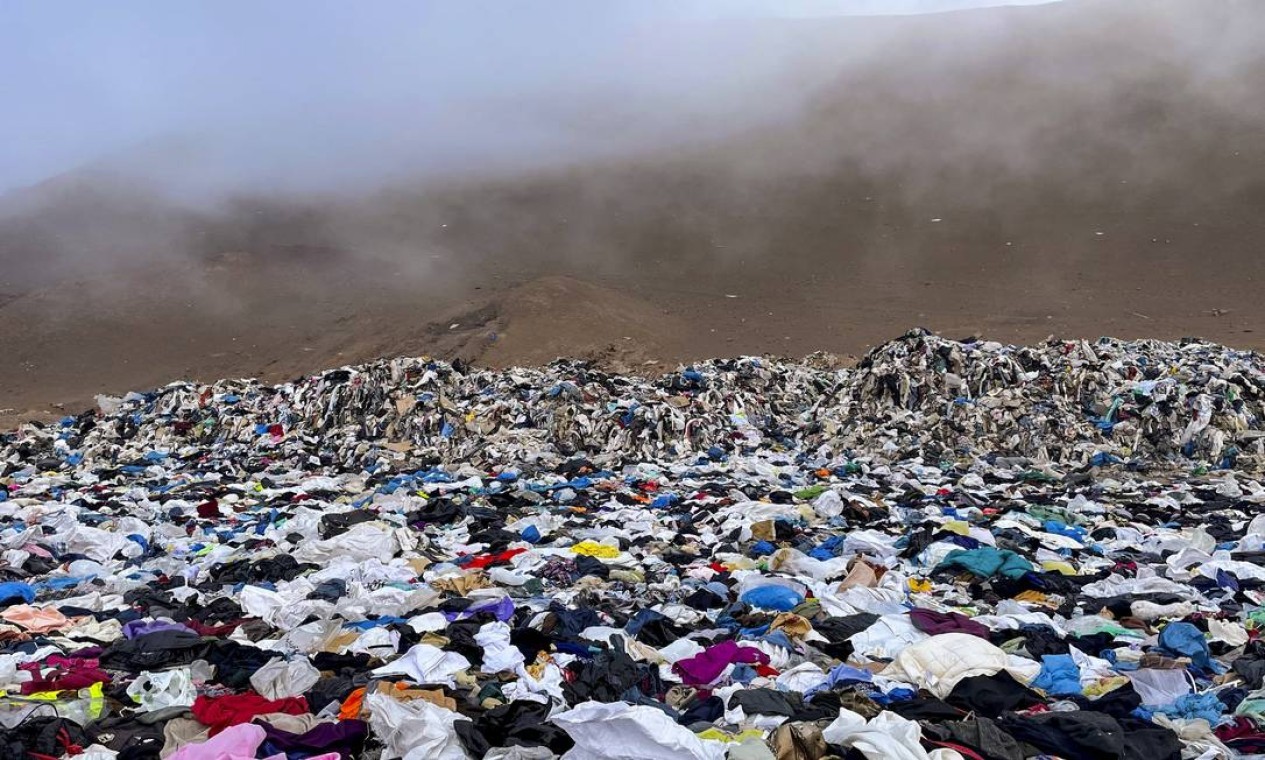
[1,605,74,633]
[672,640,770,685]
[169,724,266,760]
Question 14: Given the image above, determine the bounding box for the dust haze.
[2,0,1265,423]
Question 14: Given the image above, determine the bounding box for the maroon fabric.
[19,658,110,694]
[909,608,991,639]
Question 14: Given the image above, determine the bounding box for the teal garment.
[1237,697,1265,721]
[936,547,1034,580]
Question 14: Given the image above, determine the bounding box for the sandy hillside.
[2,0,1264,426]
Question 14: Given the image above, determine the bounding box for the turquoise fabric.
[935,547,1034,579]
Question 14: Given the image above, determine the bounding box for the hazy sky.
[0,1,1060,194]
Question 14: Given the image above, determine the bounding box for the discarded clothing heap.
[1,331,1265,759]
[21,328,1265,478]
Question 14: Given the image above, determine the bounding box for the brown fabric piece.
[838,561,879,590]
[160,717,211,758]
[838,691,883,719]
[407,689,458,711]
[321,631,360,653]
[420,633,450,648]
[665,685,698,710]
[750,520,776,542]
[432,571,489,595]
[1139,653,1188,669]
[253,712,333,734]
[771,722,829,760]
[1119,617,1153,632]
[374,682,458,711]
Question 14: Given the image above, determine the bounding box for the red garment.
[192,693,308,735]
[463,548,527,570]
[185,619,245,637]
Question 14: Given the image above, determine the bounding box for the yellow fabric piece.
[609,569,644,584]
[908,578,932,593]
[1083,677,1130,697]
[570,541,619,558]
[943,520,970,536]
[769,613,812,640]
[722,557,759,571]
[1012,590,1051,604]
[1041,560,1077,576]
[85,681,105,720]
[697,728,766,744]
[15,683,104,720]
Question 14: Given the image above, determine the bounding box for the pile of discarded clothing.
[837,329,1265,467]
[45,328,1265,478]
[1,330,1265,759]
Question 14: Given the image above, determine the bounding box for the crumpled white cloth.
[849,614,929,659]
[294,523,399,564]
[553,701,727,760]
[61,524,136,563]
[880,633,1039,698]
[235,586,325,630]
[1208,618,1249,647]
[346,626,401,658]
[127,668,196,711]
[365,692,466,760]
[1127,669,1192,706]
[775,662,828,693]
[823,709,963,760]
[372,643,470,687]
[77,746,119,760]
[475,621,526,673]
[1081,574,1200,599]
[768,548,850,581]
[250,657,321,699]
[1150,715,1233,760]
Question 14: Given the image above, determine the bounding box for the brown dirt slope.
[2,0,1265,426]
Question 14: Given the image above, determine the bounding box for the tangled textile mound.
[845,330,1265,468]
[10,330,1265,475]
[2,332,1265,759]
